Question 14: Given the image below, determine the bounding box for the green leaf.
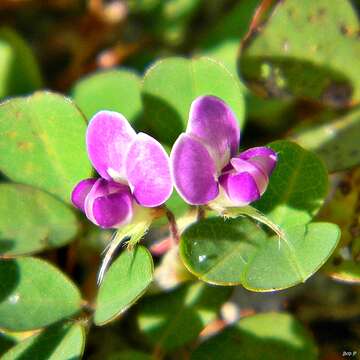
[191,312,318,360]
[95,246,154,326]
[137,282,231,351]
[239,0,360,107]
[293,107,360,172]
[326,260,360,284]
[180,217,340,290]
[316,168,360,248]
[142,57,245,144]
[254,140,328,229]
[0,184,78,256]
[0,333,16,356]
[0,91,93,203]
[2,322,85,360]
[196,0,260,74]
[71,69,142,122]
[0,257,82,331]
[0,27,42,99]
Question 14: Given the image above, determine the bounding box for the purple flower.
[71,111,172,229]
[170,96,277,206]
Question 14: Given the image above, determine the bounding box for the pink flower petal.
[230,158,268,195]
[220,172,260,206]
[238,146,277,176]
[86,111,136,181]
[71,178,97,212]
[187,96,240,170]
[126,133,172,207]
[171,133,219,205]
[84,178,133,228]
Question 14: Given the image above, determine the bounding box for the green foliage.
[2,323,85,360]
[254,140,328,228]
[0,257,82,331]
[137,282,231,351]
[293,107,360,172]
[239,0,360,107]
[327,260,360,283]
[197,0,260,74]
[0,184,78,256]
[0,91,93,202]
[95,246,154,325]
[192,312,318,360]
[71,69,142,122]
[180,140,338,290]
[0,28,42,100]
[180,218,339,290]
[142,57,245,144]
[0,0,357,356]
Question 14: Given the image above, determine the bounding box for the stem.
[197,205,205,221]
[165,207,180,245]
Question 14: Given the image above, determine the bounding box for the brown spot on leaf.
[17,142,33,151]
[317,7,326,17]
[339,23,355,36]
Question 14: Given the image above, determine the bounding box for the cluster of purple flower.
[72,95,277,229]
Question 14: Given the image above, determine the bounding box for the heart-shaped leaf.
[0,27,42,99]
[142,57,245,144]
[71,69,142,122]
[137,282,231,351]
[254,140,328,228]
[95,245,154,326]
[0,91,93,203]
[192,312,318,360]
[0,184,78,256]
[0,257,82,331]
[239,0,360,107]
[180,217,340,290]
[2,322,85,360]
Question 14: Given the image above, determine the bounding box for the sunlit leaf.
[0,184,78,256]
[192,312,318,360]
[0,91,93,203]
[293,107,360,172]
[239,0,360,107]
[180,217,340,290]
[0,257,82,331]
[142,57,245,144]
[71,69,142,122]
[2,322,85,360]
[254,140,328,228]
[95,246,154,326]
